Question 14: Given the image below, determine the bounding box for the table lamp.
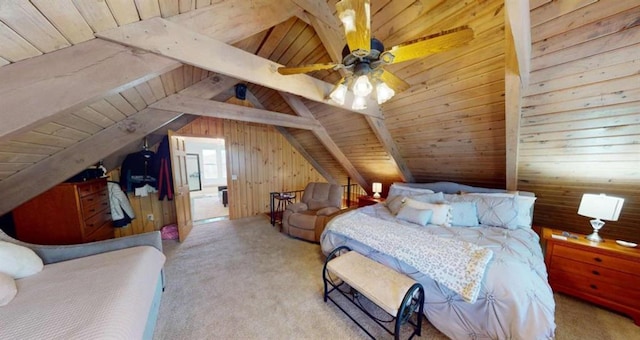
[577,193,624,242]
[372,182,382,199]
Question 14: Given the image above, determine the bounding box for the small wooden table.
[358,195,386,207]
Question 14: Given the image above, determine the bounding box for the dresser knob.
[590,284,598,290]
[593,257,602,263]
[89,209,95,212]
[592,270,600,276]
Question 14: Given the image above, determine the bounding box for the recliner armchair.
[282,182,343,242]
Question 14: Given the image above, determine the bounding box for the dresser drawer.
[84,208,111,231]
[549,256,640,290]
[76,179,107,198]
[80,192,109,218]
[84,222,114,242]
[552,244,640,276]
[550,269,640,308]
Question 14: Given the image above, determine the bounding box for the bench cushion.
[327,251,417,316]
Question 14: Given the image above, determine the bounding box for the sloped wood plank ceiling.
[0,1,638,244]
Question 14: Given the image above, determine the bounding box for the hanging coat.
[107,181,135,227]
[155,135,174,200]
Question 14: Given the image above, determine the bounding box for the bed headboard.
[392,182,535,197]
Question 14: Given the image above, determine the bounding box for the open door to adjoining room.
[183,136,229,223]
[168,130,193,242]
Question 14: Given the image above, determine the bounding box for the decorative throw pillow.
[385,195,406,215]
[404,199,451,227]
[0,241,44,279]
[396,205,433,226]
[0,271,17,306]
[450,202,479,227]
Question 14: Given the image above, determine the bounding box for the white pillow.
[0,271,17,306]
[396,205,433,226]
[404,198,451,227]
[0,241,44,279]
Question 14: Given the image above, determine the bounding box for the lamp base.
[585,218,606,242]
[373,192,381,199]
[585,231,604,243]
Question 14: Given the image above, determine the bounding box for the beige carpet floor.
[154,216,640,339]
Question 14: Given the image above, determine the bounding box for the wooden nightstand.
[542,227,640,325]
[357,195,385,208]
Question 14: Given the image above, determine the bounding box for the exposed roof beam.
[365,116,414,183]
[505,0,531,85]
[243,91,338,185]
[169,0,303,44]
[150,94,321,130]
[291,0,340,29]
[96,17,383,118]
[279,92,369,191]
[0,2,300,144]
[0,39,179,143]
[0,108,182,216]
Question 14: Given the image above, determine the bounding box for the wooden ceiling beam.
[0,108,182,216]
[96,17,383,118]
[150,94,321,130]
[279,92,369,191]
[505,0,531,85]
[291,0,340,30]
[0,39,180,143]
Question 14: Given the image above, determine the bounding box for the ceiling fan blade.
[386,26,474,64]
[379,70,410,93]
[277,62,339,75]
[336,0,371,57]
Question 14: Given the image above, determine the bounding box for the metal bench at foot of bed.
[322,246,425,340]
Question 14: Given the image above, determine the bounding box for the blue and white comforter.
[321,204,556,340]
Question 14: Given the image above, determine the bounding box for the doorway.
[183,136,229,223]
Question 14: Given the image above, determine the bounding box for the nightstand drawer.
[552,244,640,275]
[549,256,640,290]
[550,270,640,307]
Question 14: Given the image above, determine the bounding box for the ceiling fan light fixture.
[375,82,395,104]
[352,95,367,110]
[329,83,348,105]
[352,75,373,97]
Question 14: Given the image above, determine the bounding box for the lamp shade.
[578,193,624,221]
[372,182,382,193]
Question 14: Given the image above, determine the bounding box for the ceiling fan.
[277,0,474,110]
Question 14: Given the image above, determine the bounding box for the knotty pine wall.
[520,1,640,243]
[382,0,507,189]
[180,116,327,220]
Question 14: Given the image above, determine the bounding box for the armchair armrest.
[286,202,308,213]
[0,229,162,265]
[316,207,340,216]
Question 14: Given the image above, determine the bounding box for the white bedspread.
[0,246,165,340]
[328,210,492,303]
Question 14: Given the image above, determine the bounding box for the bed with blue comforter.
[320,182,556,339]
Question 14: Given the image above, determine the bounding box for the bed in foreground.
[321,182,556,339]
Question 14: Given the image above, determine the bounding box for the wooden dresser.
[542,227,640,325]
[13,178,114,245]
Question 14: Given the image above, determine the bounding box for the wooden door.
[168,130,193,242]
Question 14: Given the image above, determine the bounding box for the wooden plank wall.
[520,0,640,243]
[381,0,507,189]
[223,119,327,219]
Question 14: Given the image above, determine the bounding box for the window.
[202,148,226,179]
